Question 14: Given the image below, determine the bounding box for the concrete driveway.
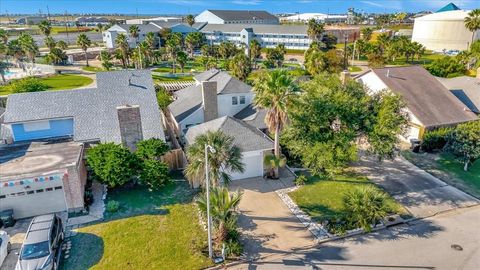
[0,218,31,270]
[354,155,479,218]
[229,176,316,262]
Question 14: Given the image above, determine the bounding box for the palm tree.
[100,50,113,70]
[248,39,261,69]
[361,27,373,41]
[185,131,244,188]
[7,40,24,67]
[56,40,68,50]
[264,154,286,179]
[464,9,480,49]
[165,33,182,73]
[376,33,390,55]
[76,33,92,66]
[18,33,38,65]
[0,29,8,45]
[229,53,251,81]
[253,70,300,178]
[115,33,130,68]
[196,187,242,245]
[44,36,56,51]
[38,20,52,37]
[307,18,324,42]
[176,51,188,73]
[128,25,140,46]
[185,32,205,57]
[185,14,195,27]
[218,41,236,61]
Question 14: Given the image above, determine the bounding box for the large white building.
[412,8,480,51]
[195,10,279,25]
[280,13,348,24]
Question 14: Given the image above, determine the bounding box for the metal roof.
[205,10,278,21]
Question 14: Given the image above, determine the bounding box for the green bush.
[343,186,389,232]
[426,56,466,78]
[294,175,308,186]
[139,159,171,189]
[224,239,243,257]
[421,127,453,152]
[7,77,48,93]
[136,138,169,160]
[326,215,350,236]
[106,200,120,213]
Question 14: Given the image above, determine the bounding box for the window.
[36,189,44,193]
[240,96,246,104]
[232,96,238,105]
[46,188,53,192]
[0,195,5,199]
[54,186,63,190]
[23,121,50,132]
[27,190,35,195]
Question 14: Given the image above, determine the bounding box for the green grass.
[0,74,93,95]
[403,151,480,197]
[61,182,214,270]
[348,66,362,72]
[289,173,406,222]
[152,75,194,82]
[82,66,105,72]
[388,52,444,66]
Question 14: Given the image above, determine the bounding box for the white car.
[0,230,11,267]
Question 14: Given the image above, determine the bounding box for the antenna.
[387,69,390,77]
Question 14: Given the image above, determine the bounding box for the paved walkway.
[229,176,316,262]
[353,155,479,218]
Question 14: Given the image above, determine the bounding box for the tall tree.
[185,14,195,27]
[44,36,56,51]
[7,39,24,66]
[115,33,130,68]
[38,20,52,37]
[446,121,480,171]
[361,27,373,41]
[100,50,113,70]
[229,53,251,81]
[185,131,244,187]
[464,9,480,49]
[166,32,182,73]
[76,33,92,66]
[218,41,237,61]
[253,69,300,178]
[129,25,140,46]
[248,39,261,69]
[176,51,188,73]
[56,40,68,50]
[185,32,205,57]
[307,18,325,42]
[18,33,38,65]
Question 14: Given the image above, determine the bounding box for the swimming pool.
[4,71,17,76]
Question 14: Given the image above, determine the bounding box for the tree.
[38,20,52,37]
[135,138,171,189]
[265,45,285,68]
[144,32,157,63]
[176,51,188,73]
[128,25,140,46]
[166,32,182,73]
[343,186,389,232]
[56,40,68,50]
[426,56,465,77]
[196,187,242,245]
[44,36,56,51]
[18,33,39,64]
[248,39,261,69]
[46,47,67,65]
[218,41,237,61]
[229,53,251,81]
[253,70,300,178]
[76,33,92,66]
[307,18,325,42]
[264,154,286,179]
[446,121,480,171]
[115,33,130,68]
[464,9,480,49]
[282,73,408,174]
[395,12,407,24]
[7,39,24,66]
[185,14,195,27]
[100,50,113,70]
[86,143,139,188]
[6,77,48,93]
[185,32,205,57]
[0,29,8,44]
[156,86,174,111]
[185,131,244,187]
[361,27,373,41]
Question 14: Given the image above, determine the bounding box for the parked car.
[0,230,11,267]
[15,214,64,270]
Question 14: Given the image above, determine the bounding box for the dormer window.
[232,96,238,105]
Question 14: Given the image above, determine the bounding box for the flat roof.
[0,139,83,180]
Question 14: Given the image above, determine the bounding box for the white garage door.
[230,151,264,180]
[0,174,67,219]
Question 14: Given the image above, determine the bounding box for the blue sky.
[0,0,478,15]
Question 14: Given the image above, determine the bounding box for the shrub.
[136,138,169,160]
[7,77,48,93]
[138,159,171,189]
[326,215,350,236]
[426,56,466,78]
[343,186,389,232]
[421,127,453,152]
[106,200,120,213]
[155,87,173,111]
[445,121,480,171]
[294,175,308,186]
[224,239,243,257]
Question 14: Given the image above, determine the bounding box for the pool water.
[4,71,16,76]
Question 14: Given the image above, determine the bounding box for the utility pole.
[343,32,348,71]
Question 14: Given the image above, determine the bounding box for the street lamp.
[204,144,216,259]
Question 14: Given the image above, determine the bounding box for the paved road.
[229,205,480,270]
[229,176,316,262]
[353,155,479,218]
[9,32,103,47]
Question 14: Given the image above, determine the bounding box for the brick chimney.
[117,105,143,151]
[202,81,218,122]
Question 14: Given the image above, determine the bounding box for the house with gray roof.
[166,69,253,136]
[436,76,480,114]
[234,104,268,132]
[2,70,165,147]
[356,66,478,141]
[195,10,279,25]
[185,116,273,181]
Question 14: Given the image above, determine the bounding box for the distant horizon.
[0,0,477,16]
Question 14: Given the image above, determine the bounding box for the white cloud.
[231,0,262,5]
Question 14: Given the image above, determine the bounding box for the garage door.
[230,151,264,180]
[0,174,67,219]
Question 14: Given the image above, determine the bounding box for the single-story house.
[436,76,480,114]
[356,66,478,141]
[185,116,273,181]
[0,70,165,218]
[166,69,253,136]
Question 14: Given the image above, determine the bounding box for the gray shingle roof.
[168,69,252,122]
[185,116,273,152]
[234,104,268,130]
[370,66,478,128]
[200,24,308,35]
[3,70,165,143]
[206,10,278,22]
[114,24,161,33]
[436,76,480,114]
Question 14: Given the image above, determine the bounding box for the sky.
[0,0,478,15]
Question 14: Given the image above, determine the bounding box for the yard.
[289,172,406,222]
[0,74,93,95]
[61,182,214,270]
[403,151,480,198]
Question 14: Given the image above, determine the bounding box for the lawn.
[403,151,480,197]
[289,172,406,222]
[61,182,214,270]
[0,74,93,95]
[152,74,195,82]
[388,52,444,66]
[348,66,362,72]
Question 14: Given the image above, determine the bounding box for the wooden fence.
[162,149,187,170]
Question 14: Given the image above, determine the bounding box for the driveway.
[0,218,31,270]
[354,155,479,218]
[229,176,316,262]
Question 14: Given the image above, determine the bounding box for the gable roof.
[185,116,273,152]
[369,66,478,128]
[436,76,480,114]
[110,23,161,33]
[168,69,252,122]
[234,104,267,130]
[436,3,461,13]
[3,70,165,143]
[206,10,278,22]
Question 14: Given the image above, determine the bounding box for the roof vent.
[386,69,390,77]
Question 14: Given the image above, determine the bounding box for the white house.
[195,10,279,25]
[280,13,347,24]
[355,66,478,141]
[185,116,273,181]
[167,69,254,136]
